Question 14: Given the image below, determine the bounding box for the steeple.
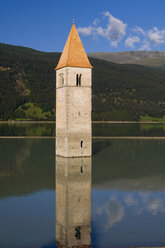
[56,23,92,70]
[55,21,92,158]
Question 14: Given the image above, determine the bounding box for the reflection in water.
[92,140,111,155]
[0,123,54,136]
[1,123,165,137]
[55,156,91,248]
[0,139,55,199]
[1,139,165,247]
[97,196,124,229]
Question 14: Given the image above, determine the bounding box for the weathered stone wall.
[56,67,92,157]
[56,156,91,247]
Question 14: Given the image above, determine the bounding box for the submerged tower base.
[56,133,91,158]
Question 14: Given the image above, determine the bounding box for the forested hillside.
[1,43,165,121]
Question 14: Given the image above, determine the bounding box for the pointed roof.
[55,23,92,70]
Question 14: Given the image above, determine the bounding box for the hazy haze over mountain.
[88,51,165,68]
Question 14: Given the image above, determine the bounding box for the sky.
[1,0,165,53]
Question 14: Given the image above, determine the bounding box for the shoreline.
[1,136,165,139]
[1,120,165,124]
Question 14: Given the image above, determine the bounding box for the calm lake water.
[1,137,165,247]
[1,123,165,136]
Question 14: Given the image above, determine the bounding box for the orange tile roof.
[55,23,92,70]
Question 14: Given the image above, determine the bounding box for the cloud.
[124,194,139,206]
[93,18,100,26]
[133,26,145,35]
[139,40,151,51]
[97,197,124,229]
[128,26,165,50]
[148,27,165,45]
[125,36,140,48]
[131,25,165,50]
[78,11,127,47]
[137,27,165,50]
[77,26,93,36]
[147,197,165,215]
[78,12,165,51]
[100,11,127,47]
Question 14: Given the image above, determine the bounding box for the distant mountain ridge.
[88,51,165,68]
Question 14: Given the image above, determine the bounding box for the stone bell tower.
[55,22,92,157]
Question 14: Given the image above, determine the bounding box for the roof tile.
[56,23,92,70]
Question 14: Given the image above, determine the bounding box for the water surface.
[1,123,165,136]
[0,138,165,247]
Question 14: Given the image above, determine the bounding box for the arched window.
[59,73,64,87]
[80,140,83,148]
[79,74,82,85]
[76,74,79,86]
[76,74,82,86]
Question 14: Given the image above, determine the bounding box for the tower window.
[79,74,82,85]
[76,74,82,86]
[76,74,79,86]
[80,140,83,148]
[59,73,64,87]
[75,226,81,240]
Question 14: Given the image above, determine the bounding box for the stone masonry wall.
[56,67,92,157]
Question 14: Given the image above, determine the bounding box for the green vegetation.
[14,103,51,120]
[91,58,165,121]
[1,43,165,121]
[141,115,165,122]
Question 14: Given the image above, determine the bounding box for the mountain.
[88,51,165,68]
[1,43,165,121]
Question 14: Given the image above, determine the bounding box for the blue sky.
[1,0,165,53]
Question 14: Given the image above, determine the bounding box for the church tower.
[55,22,92,157]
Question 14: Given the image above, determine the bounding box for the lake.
[1,122,165,137]
[0,124,165,247]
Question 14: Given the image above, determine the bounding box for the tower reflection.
[56,156,92,248]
